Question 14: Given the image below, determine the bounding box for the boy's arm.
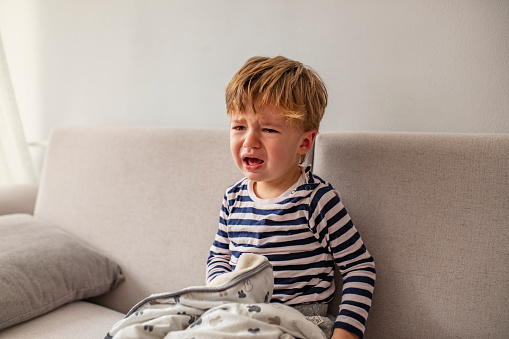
[206,234,232,283]
[310,187,376,339]
[206,195,233,283]
[332,328,359,339]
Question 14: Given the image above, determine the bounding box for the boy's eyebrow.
[230,116,245,122]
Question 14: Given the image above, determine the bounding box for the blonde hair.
[225,56,328,131]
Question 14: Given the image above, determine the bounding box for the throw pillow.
[0,214,124,330]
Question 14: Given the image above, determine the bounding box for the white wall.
[1,0,508,146]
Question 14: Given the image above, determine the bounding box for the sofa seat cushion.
[0,214,124,330]
[0,301,124,338]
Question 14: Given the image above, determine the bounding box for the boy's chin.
[240,170,264,182]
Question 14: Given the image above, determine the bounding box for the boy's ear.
[298,130,317,155]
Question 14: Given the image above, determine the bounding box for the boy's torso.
[222,172,338,305]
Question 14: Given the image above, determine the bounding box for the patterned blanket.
[105,254,326,339]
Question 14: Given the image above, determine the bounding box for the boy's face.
[229,100,316,198]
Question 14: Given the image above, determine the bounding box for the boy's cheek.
[229,136,242,149]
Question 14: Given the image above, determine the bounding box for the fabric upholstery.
[0,184,38,215]
[15,126,507,338]
[313,132,509,339]
[0,214,124,330]
[34,127,242,314]
[0,301,123,338]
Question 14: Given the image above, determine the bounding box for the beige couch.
[0,126,507,338]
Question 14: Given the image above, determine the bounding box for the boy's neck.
[252,167,303,199]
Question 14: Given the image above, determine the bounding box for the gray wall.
[1,0,508,145]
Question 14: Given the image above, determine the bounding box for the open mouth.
[244,157,264,166]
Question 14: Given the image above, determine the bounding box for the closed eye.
[263,128,279,133]
[233,126,246,131]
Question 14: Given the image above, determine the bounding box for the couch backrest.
[35,126,242,313]
[36,127,509,337]
[313,132,509,339]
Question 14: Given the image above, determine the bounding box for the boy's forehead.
[233,98,282,116]
[230,104,285,123]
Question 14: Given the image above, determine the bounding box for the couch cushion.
[0,214,124,330]
[313,132,509,339]
[0,301,124,338]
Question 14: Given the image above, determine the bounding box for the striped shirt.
[207,166,375,337]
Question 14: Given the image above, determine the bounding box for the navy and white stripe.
[207,167,375,337]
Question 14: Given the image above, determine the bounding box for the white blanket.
[106,254,326,339]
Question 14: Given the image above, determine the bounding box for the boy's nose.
[243,131,260,149]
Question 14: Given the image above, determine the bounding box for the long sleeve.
[206,194,233,283]
[308,185,376,338]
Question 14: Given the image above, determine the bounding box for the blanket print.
[105,254,326,339]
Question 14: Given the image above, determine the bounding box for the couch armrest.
[0,184,38,215]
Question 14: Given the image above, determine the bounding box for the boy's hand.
[331,328,359,339]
